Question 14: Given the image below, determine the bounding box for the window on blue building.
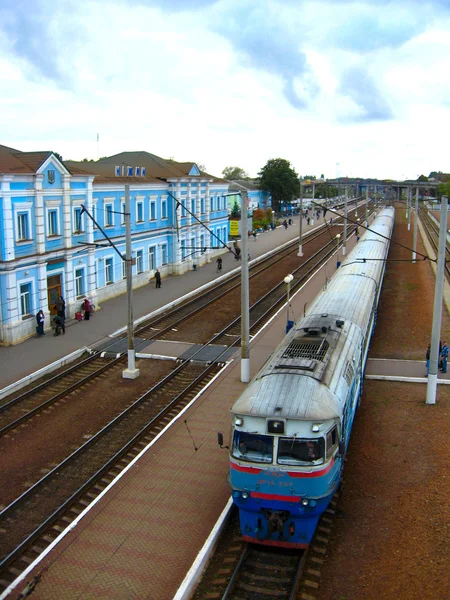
[105,258,113,283]
[19,283,32,317]
[136,201,144,223]
[161,199,168,219]
[48,209,59,236]
[121,202,126,225]
[73,208,84,233]
[75,269,84,297]
[150,200,156,220]
[136,250,143,273]
[148,247,155,270]
[201,198,205,214]
[17,212,30,241]
[105,204,113,227]
[191,198,195,216]
[161,244,168,264]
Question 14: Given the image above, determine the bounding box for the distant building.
[228,180,271,212]
[0,146,229,344]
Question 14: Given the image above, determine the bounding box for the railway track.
[0,208,361,594]
[0,212,355,434]
[420,206,450,279]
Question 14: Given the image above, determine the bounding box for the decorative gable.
[188,164,201,177]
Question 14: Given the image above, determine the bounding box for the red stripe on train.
[250,491,301,502]
[230,459,334,478]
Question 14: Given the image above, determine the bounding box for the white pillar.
[1,178,15,261]
[62,175,72,249]
[34,175,45,255]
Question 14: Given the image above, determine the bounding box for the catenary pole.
[298,189,303,257]
[426,195,448,404]
[343,186,348,255]
[240,190,250,383]
[122,184,140,379]
[413,186,419,262]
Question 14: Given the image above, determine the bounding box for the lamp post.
[284,274,294,333]
[335,233,341,268]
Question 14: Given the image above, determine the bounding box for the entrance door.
[47,274,62,315]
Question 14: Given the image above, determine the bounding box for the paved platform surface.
[0,214,320,390]
[3,207,441,600]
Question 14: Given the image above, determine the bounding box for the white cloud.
[1,0,450,179]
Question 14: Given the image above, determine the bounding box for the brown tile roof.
[65,161,161,184]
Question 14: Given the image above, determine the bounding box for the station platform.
[0,213,319,390]
[3,214,442,600]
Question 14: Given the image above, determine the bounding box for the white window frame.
[161,244,168,264]
[148,246,156,271]
[191,198,195,216]
[135,248,144,273]
[201,198,205,214]
[18,280,33,317]
[161,198,168,219]
[46,204,60,237]
[14,203,32,242]
[149,198,156,221]
[136,200,144,223]
[75,267,85,298]
[122,258,126,279]
[105,256,114,284]
[121,201,126,225]
[73,206,85,234]
[104,203,114,227]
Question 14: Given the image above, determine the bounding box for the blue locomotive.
[227,208,395,548]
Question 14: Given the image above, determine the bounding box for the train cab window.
[326,427,338,459]
[277,438,324,466]
[232,431,273,464]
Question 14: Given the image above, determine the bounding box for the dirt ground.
[316,209,450,600]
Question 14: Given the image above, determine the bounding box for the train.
[225,207,395,548]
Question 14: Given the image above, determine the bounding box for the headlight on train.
[235,417,244,426]
[242,491,249,499]
[301,498,309,506]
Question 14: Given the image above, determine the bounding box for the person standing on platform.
[55,296,65,319]
[440,341,448,373]
[36,310,45,336]
[155,269,161,289]
[83,298,91,320]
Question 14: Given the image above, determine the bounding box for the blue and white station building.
[0,145,231,345]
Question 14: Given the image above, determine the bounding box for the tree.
[222,166,249,180]
[437,182,450,199]
[52,151,63,162]
[258,158,299,213]
[417,174,428,182]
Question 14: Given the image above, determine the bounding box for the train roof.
[231,208,395,422]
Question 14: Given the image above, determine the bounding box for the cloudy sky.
[1,0,449,180]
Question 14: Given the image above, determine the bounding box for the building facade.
[0,146,229,345]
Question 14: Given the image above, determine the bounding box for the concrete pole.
[343,186,348,255]
[413,187,419,262]
[284,274,294,333]
[122,185,140,379]
[240,190,250,383]
[298,194,303,257]
[407,187,411,231]
[365,186,369,227]
[426,195,448,404]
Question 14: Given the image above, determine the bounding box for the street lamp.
[335,234,341,268]
[284,274,294,333]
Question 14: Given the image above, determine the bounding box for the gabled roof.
[0,144,53,174]
[64,160,161,184]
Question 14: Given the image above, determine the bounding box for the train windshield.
[232,431,273,464]
[277,437,325,466]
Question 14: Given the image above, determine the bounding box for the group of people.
[35,296,93,337]
[426,341,449,374]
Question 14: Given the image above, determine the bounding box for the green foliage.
[437,182,450,199]
[251,208,273,229]
[52,152,63,162]
[258,158,299,212]
[429,171,450,182]
[417,174,428,182]
[222,166,249,180]
[230,199,241,218]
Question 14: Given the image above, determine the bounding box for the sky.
[1,0,450,181]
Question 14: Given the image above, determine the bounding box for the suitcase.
[75,311,83,321]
